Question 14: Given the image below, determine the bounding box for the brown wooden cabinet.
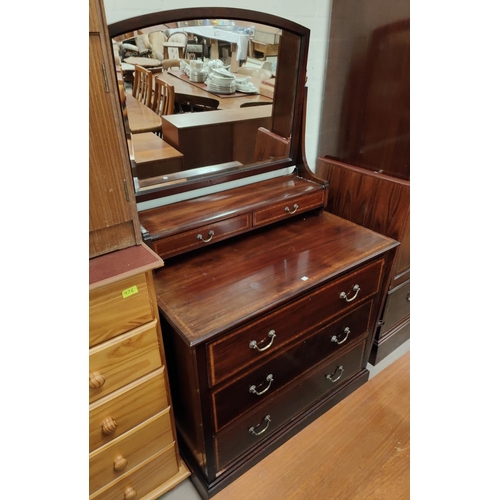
[152,211,397,498]
[89,244,190,499]
[89,0,142,258]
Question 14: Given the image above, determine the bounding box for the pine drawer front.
[90,273,153,347]
[89,408,174,494]
[215,340,365,471]
[211,301,373,431]
[153,214,251,260]
[89,320,162,403]
[90,443,179,500]
[253,190,325,226]
[89,368,169,453]
[207,258,384,386]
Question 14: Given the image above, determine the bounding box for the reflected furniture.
[126,95,162,134]
[132,65,153,106]
[131,132,184,179]
[161,105,272,170]
[151,78,175,117]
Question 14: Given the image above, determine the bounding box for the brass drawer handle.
[339,284,360,302]
[285,203,299,215]
[248,415,271,436]
[331,327,350,345]
[249,374,274,395]
[249,330,276,352]
[326,365,344,383]
[197,230,214,243]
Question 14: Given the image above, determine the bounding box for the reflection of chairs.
[132,65,153,106]
[151,78,175,116]
[161,59,181,71]
[254,127,290,162]
[148,31,169,60]
[175,93,219,113]
[240,101,273,108]
[164,32,188,59]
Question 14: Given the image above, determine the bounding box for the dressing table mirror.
[95,6,399,500]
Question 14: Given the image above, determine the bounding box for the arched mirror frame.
[108,7,310,201]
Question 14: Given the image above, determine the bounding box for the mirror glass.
[108,9,309,200]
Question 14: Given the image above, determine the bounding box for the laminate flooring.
[160,340,410,500]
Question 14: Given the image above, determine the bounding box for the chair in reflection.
[174,93,219,113]
[132,65,153,106]
[164,32,188,60]
[151,78,175,116]
[253,127,290,162]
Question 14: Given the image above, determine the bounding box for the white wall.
[102,0,333,171]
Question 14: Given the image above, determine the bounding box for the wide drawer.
[211,301,373,431]
[153,213,251,259]
[89,368,169,453]
[90,273,154,347]
[253,190,324,226]
[207,258,384,386]
[89,320,162,403]
[379,279,410,336]
[89,408,174,494]
[90,443,179,500]
[215,339,366,471]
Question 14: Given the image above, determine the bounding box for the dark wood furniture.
[316,17,410,365]
[103,7,400,499]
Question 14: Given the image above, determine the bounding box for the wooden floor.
[212,352,410,500]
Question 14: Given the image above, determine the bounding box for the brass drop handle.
[248,415,271,436]
[197,230,214,243]
[249,374,274,395]
[123,486,137,500]
[89,371,105,389]
[249,330,276,352]
[285,203,299,215]
[326,365,344,383]
[101,416,118,435]
[339,284,360,302]
[331,327,350,345]
[114,455,128,471]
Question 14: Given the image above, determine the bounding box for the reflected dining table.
[155,71,273,111]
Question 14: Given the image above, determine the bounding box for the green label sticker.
[122,285,138,298]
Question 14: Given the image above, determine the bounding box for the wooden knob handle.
[113,455,128,471]
[101,416,117,435]
[124,486,137,500]
[89,371,105,389]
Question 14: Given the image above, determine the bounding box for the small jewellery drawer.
[89,368,169,453]
[90,273,153,347]
[89,320,162,403]
[89,408,174,494]
[90,443,179,500]
[153,213,251,259]
[211,301,373,431]
[207,258,384,386]
[253,190,324,226]
[215,339,365,470]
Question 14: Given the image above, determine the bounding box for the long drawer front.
[214,339,365,471]
[90,443,179,500]
[89,320,162,403]
[207,258,384,386]
[211,301,373,431]
[89,408,174,494]
[89,368,169,453]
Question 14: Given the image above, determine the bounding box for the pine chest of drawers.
[89,244,190,499]
[154,212,398,498]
